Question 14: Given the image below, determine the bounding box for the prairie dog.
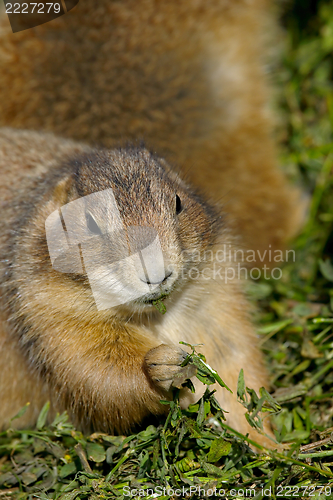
[0,0,304,258]
[0,128,268,441]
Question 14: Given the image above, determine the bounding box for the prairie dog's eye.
[86,212,102,235]
[175,194,182,215]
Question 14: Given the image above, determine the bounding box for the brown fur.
[0,0,304,257]
[0,128,272,445]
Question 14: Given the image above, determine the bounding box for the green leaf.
[201,461,225,477]
[36,401,50,430]
[59,461,77,479]
[259,387,281,413]
[237,369,246,402]
[319,258,333,281]
[152,298,167,314]
[257,319,293,335]
[21,471,37,486]
[58,491,82,500]
[86,442,106,463]
[191,356,232,392]
[207,438,232,462]
[197,397,206,426]
[10,403,30,422]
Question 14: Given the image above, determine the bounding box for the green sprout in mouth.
[152,296,167,314]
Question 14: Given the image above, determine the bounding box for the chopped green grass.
[1,1,333,498]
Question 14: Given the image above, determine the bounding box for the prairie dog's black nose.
[140,271,172,286]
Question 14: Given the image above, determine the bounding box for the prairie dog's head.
[44,147,222,314]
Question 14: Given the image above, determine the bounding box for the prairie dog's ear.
[52,176,73,207]
[45,175,84,275]
[45,207,84,275]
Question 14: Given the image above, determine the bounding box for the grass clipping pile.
[0,342,332,499]
[0,346,319,500]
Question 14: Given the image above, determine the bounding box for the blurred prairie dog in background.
[0,128,270,445]
[0,0,304,259]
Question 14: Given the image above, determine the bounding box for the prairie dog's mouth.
[138,289,170,304]
[135,269,175,304]
[84,259,178,311]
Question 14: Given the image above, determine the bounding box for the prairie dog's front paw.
[144,344,195,392]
